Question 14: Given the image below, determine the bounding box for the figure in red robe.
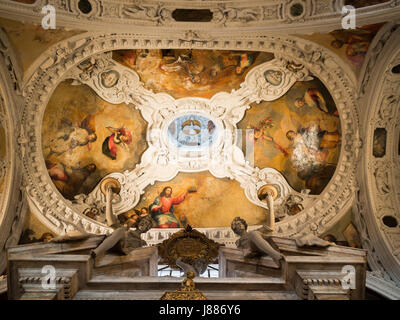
[149,186,189,228]
[102,127,132,160]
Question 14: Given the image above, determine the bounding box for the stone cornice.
[0,0,399,35]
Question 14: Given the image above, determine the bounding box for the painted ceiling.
[0,18,83,73]
[238,78,340,195]
[42,80,148,200]
[113,49,274,99]
[41,46,342,228]
[0,17,374,230]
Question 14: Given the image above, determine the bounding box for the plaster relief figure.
[231,215,284,266]
[90,215,153,258]
[264,69,283,86]
[100,70,119,88]
[375,166,391,194]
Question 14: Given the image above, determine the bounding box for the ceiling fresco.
[113,49,274,99]
[41,80,148,200]
[125,171,268,228]
[298,23,383,75]
[0,18,83,73]
[42,47,341,228]
[237,78,341,195]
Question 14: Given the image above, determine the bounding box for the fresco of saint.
[149,186,192,228]
[329,24,382,67]
[43,115,97,157]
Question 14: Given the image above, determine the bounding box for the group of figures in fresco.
[242,78,341,195]
[41,80,148,200]
[40,46,344,231]
[44,118,133,199]
[117,186,197,229]
[113,48,274,98]
[328,23,383,67]
[43,115,132,161]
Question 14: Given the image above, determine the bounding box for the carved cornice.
[0,29,26,274]
[366,271,400,300]
[0,0,399,35]
[20,31,359,239]
[356,25,400,285]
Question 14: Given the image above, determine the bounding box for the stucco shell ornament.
[21,33,359,242]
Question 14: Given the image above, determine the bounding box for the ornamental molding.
[0,0,400,35]
[64,51,311,217]
[0,29,27,274]
[358,21,400,100]
[366,271,400,300]
[356,25,400,285]
[20,31,360,239]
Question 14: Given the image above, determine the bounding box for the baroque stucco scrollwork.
[20,31,360,240]
[355,24,400,287]
[0,0,400,35]
[0,29,27,274]
[64,51,312,218]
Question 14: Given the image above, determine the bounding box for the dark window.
[392,64,400,74]
[78,0,92,14]
[344,1,388,8]
[172,9,213,22]
[373,128,386,158]
[290,3,304,17]
[158,264,219,278]
[382,216,398,228]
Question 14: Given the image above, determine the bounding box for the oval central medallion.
[167,114,218,151]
